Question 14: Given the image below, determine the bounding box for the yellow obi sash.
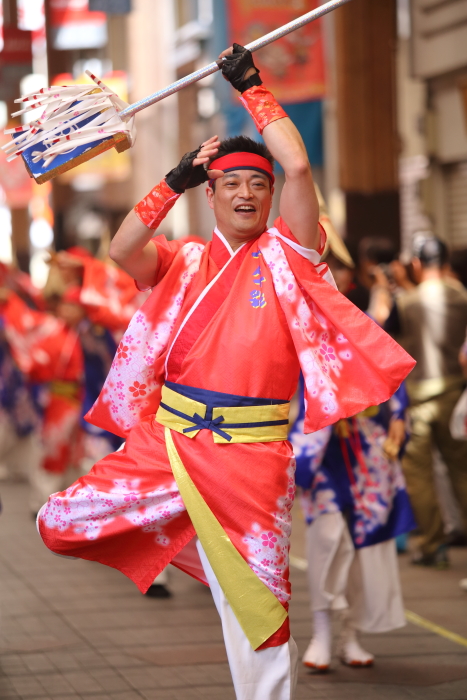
[157,382,291,650]
[50,380,81,402]
[156,381,290,444]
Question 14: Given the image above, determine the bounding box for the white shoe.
[339,625,374,667]
[302,610,331,671]
[459,578,467,592]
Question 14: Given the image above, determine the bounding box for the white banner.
[17,0,45,32]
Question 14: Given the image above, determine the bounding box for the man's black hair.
[209,136,274,191]
[413,236,449,269]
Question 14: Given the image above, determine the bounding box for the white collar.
[213,227,235,257]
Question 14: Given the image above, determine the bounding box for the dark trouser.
[402,389,467,555]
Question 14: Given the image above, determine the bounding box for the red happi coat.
[78,256,148,335]
[39,220,414,647]
[2,292,83,472]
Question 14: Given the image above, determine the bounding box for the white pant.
[196,540,298,700]
[306,512,406,633]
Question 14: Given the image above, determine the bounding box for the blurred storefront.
[2,0,466,272]
[409,0,467,252]
[0,0,179,279]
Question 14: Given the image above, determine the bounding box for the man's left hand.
[218,44,262,93]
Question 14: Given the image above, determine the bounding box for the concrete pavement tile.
[119,666,189,690]
[0,656,28,676]
[61,670,107,693]
[21,653,56,674]
[25,697,81,700]
[176,664,232,685]
[358,631,467,657]
[80,624,224,649]
[0,633,79,654]
[407,678,467,699]
[128,643,228,666]
[35,672,76,695]
[100,652,146,669]
[8,676,45,696]
[42,651,82,671]
[88,669,134,692]
[62,607,219,632]
[141,688,236,700]
[84,694,144,700]
[0,675,19,699]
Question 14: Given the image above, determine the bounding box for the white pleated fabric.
[305,512,406,633]
[196,540,298,700]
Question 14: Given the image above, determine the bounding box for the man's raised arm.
[219,44,320,251]
[110,137,221,288]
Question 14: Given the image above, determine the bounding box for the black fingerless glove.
[165,147,209,194]
[220,43,262,93]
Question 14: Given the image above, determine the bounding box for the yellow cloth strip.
[156,385,289,444]
[164,427,288,650]
[405,609,467,648]
[156,385,206,437]
[50,380,81,401]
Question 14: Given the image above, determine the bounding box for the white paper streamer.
[2,71,136,168]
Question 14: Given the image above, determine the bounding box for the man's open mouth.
[235,205,256,213]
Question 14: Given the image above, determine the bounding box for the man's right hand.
[165,136,224,193]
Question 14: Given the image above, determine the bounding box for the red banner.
[50,0,107,49]
[1,25,32,63]
[226,0,326,104]
[0,1,3,53]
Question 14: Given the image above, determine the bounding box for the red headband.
[209,152,275,185]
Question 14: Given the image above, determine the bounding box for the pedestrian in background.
[385,237,467,567]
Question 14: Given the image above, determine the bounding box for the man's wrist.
[239,85,288,135]
[134,179,181,230]
[239,72,262,93]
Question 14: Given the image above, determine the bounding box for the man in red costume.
[37,45,415,699]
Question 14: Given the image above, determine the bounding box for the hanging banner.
[0,25,32,101]
[0,0,3,53]
[50,0,107,50]
[18,0,45,31]
[226,0,326,104]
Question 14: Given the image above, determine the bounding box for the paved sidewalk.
[1,481,467,700]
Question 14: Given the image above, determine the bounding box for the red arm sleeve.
[138,237,188,289]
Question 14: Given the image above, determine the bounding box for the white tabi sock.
[339,620,374,666]
[302,609,332,670]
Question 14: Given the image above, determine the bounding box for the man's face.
[206,169,273,246]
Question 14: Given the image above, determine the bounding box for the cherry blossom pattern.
[91,243,204,435]
[129,381,147,397]
[243,461,295,605]
[39,476,186,546]
[294,415,409,546]
[260,233,351,422]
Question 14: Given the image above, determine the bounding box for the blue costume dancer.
[289,376,416,670]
